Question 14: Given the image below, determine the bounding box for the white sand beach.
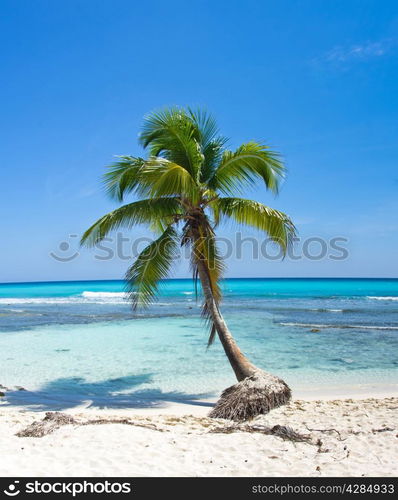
[1,395,397,477]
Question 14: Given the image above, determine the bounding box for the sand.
[0,396,397,477]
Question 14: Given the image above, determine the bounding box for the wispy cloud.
[77,185,98,199]
[314,38,396,67]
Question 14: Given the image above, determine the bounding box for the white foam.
[0,297,78,305]
[280,322,398,330]
[367,296,398,301]
[81,292,127,299]
[0,291,129,305]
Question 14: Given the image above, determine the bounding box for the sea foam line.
[0,291,129,305]
[367,296,398,301]
[0,292,190,306]
[81,291,127,299]
[280,322,398,330]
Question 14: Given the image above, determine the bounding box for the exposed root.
[209,370,291,421]
[211,423,312,444]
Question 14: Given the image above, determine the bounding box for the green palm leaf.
[212,197,296,253]
[187,108,220,147]
[104,155,200,201]
[125,225,180,308]
[142,158,200,198]
[139,107,203,180]
[80,197,181,247]
[103,156,148,201]
[209,142,285,195]
[186,108,228,183]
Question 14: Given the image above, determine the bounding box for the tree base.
[208,370,291,422]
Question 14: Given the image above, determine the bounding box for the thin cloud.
[77,185,98,199]
[314,38,395,66]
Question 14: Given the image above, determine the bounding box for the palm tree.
[81,107,296,421]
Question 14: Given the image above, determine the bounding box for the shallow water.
[0,278,397,409]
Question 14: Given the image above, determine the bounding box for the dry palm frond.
[16,412,77,438]
[16,412,166,438]
[209,370,291,422]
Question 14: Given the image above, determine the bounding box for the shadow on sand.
[1,374,215,412]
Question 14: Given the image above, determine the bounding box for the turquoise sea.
[0,278,397,409]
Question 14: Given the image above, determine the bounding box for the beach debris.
[209,370,291,422]
[316,439,326,452]
[0,384,28,396]
[80,418,160,432]
[16,412,166,438]
[16,411,312,446]
[0,383,9,397]
[17,412,77,438]
[305,426,347,441]
[372,427,395,433]
[210,423,312,444]
[267,424,311,442]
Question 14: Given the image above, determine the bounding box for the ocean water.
[0,278,397,409]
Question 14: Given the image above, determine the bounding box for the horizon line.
[1,276,398,286]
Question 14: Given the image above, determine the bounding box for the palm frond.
[200,137,229,183]
[125,225,180,308]
[209,142,285,195]
[143,158,200,199]
[212,197,296,253]
[80,197,181,247]
[187,108,228,183]
[139,107,203,180]
[103,156,148,201]
[105,155,200,200]
[187,108,220,148]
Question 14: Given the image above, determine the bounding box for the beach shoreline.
[1,393,397,477]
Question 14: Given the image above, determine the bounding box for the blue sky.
[1,0,397,282]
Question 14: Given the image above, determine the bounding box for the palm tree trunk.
[195,258,257,381]
[193,232,291,421]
